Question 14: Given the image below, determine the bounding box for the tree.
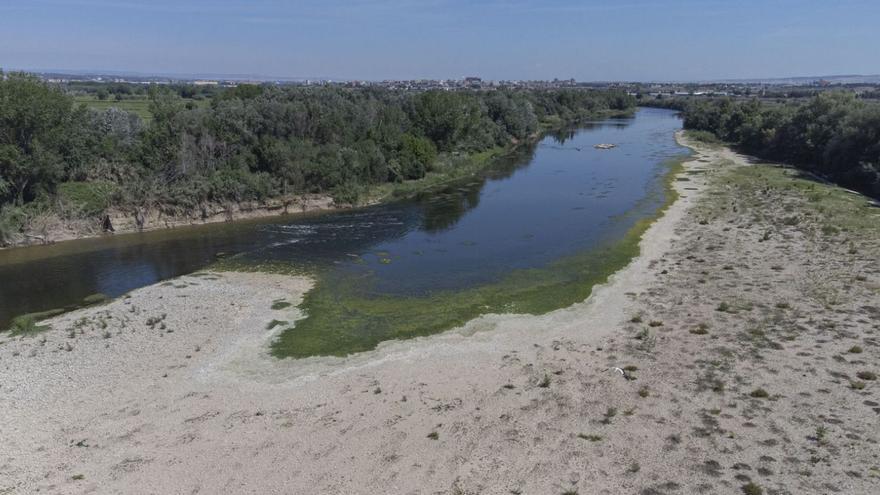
[0,72,75,204]
[412,91,479,151]
[396,134,437,180]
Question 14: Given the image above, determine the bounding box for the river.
[0,108,685,342]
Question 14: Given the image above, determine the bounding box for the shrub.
[742,482,763,495]
[750,388,769,399]
[7,309,65,335]
[685,130,723,145]
[330,182,364,205]
[856,371,877,381]
[0,206,24,245]
[577,433,602,442]
[538,374,551,388]
[690,323,710,335]
[57,181,117,216]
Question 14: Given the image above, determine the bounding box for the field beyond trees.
[0,72,635,246]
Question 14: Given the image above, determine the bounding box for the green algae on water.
[263,155,689,358]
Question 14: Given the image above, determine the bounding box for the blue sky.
[1,0,877,81]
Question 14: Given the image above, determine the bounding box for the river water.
[0,108,685,330]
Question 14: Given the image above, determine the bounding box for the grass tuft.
[856,371,876,381]
[749,388,769,399]
[741,482,763,495]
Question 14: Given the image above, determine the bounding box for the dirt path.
[1,133,878,494]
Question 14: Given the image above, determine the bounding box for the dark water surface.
[0,108,684,329]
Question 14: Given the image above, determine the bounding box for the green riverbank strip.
[244,153,688,359]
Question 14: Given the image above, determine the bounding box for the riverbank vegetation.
[647,93,880,198]
[0,71,635,245]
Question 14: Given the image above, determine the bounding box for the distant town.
[26,70,880,100]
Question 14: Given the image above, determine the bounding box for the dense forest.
[666,93,880,198]
[0,71,634,245]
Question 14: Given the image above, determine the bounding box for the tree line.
[671,94,880,198]
[0,72,634,244]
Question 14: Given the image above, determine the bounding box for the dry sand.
[2,133,879,494]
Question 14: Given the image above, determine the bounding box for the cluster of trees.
[680,93,880,197]
[0,71,634,242]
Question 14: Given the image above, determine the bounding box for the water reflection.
[0,108,683,328]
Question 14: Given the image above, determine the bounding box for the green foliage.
[412,91,483,151]
[0,73,636,236]
[0,205,24,245]
[7,308,65,335]
[681,94,880,197]
[0,72,74,205]
[330,181,365,205]
[741,482,763,495]
[396,133,437,180]
[57,181,117,216]
[684,130,722,145]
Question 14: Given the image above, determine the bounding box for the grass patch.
[58,181,117,216]
[723,165,878,236]
[7,309,66,336]
[684,130,723,147]
[73,95,209,122]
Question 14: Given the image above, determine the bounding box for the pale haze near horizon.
[1,0,878,81]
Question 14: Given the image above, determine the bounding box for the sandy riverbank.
[2,133,879,494]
